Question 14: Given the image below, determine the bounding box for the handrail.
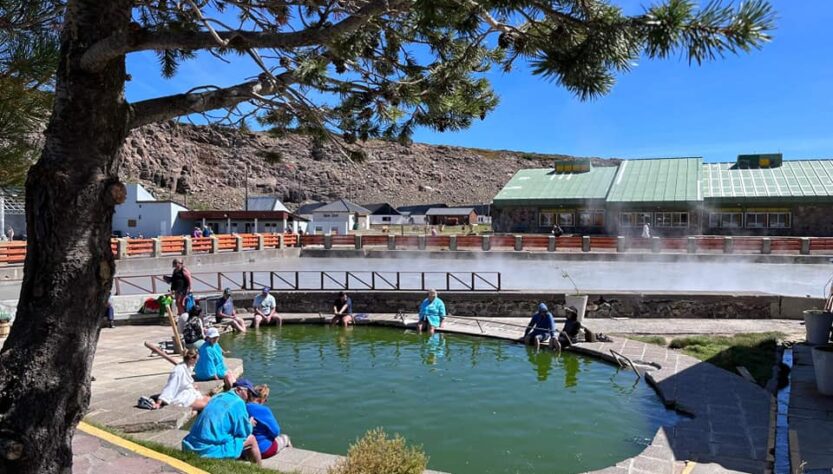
[111,270,502,295]
[609,349,642,380]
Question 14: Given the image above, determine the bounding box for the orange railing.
[0,242,26,264]
[3,233,833,268]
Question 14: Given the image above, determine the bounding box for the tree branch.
[128,74,292,129]
[81,0,404,72]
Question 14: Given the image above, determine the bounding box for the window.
[330,227,339,234]
[127,219,137,228]
[768,212,791,228]
[557,212,574,227]
[539,211,554,227]
[745,213,767,228]
[619,212,652,227]
[382,216,391,222]
[578,210,605,227]
[709,212,742,228]
[314,226,323,234]
[655,212,689,228]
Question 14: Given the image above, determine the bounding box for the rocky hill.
[121,122,619,211]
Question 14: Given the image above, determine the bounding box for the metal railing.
[112,270,501,295]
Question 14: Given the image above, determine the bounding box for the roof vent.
[736,153,782,169]
[553,158,592,174]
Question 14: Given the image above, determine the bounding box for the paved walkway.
[787,344,833,472]
[73,430,183,473]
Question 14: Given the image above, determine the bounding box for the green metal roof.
[606,157,703,203]
[702,160,833,199]
[492,166,618,205]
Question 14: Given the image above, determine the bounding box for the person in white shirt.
[641,223,651,238]
[154,348,211,410]
[253,287,280,329]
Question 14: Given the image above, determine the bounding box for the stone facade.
[228,290,810,319]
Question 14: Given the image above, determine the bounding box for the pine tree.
[0,1,59,185]
[0,1,774,472]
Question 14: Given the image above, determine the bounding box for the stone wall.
[228,290,820,319]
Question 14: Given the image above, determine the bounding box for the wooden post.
[163,301,185,355]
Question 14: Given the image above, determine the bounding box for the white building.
[112,184,190,237]
[363,203,408,226]
[310,199,371,234]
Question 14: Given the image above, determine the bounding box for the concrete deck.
[787,344,833,473]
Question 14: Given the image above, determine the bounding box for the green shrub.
[328,428,428,474]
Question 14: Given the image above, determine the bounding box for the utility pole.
[0,196,4,239]
[245,162,250,211]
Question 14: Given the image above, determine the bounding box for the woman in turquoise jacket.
[418,289,446,334]
[194,327,236,389]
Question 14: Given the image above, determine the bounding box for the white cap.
[206,327,220,338]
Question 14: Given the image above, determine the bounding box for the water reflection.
[563,353,579,388]
[422,333,447,365]
[526,346,553,382]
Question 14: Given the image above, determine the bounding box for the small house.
[425,207,478,226]
[310,199,371,234]
[363,203,407,226]
[113,184,190,237]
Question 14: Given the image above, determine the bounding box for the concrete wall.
[223,289,824,320]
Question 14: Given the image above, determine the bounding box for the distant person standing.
[418,289,446,334]
[202,225,212,238]
[164,258,192,314]
[5,226,13,241]
[641,222,651,238]
[551,224,563,237]
[192,226,203,238]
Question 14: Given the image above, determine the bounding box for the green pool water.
[221,326,678,473]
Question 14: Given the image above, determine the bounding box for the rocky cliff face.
[120,122,617,210]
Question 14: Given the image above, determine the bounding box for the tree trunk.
[0,1,132,472]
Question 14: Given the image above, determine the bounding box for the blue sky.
[125,0,833,163]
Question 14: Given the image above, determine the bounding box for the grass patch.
[669,332,784,386]
[628,335,667,346]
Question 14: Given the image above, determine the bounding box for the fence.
[112,270,502,295]
[2,233,832,267]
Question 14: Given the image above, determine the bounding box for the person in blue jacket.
[418,289,446,334]
[183,379,261,465]
[246,384,292,459]
[524,303,558,349]
[194,327,236,389]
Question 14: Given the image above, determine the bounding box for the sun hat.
[261,287,270,293]
[538,303,548,312]
[206,327,220,339]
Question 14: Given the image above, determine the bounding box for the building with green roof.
[491,154,833,236]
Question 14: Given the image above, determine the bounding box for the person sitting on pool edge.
[523,303,557,350]
[246,384,292,459]
[216,288,247,333]
[331,291,353,327]
[418,289,446,335]
[182,378,262,466]
[194,327,236,389]
[253,287,281,329]
[558,306,582,348]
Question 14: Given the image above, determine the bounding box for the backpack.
[184,294,196,312]
[182,318,202,344]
